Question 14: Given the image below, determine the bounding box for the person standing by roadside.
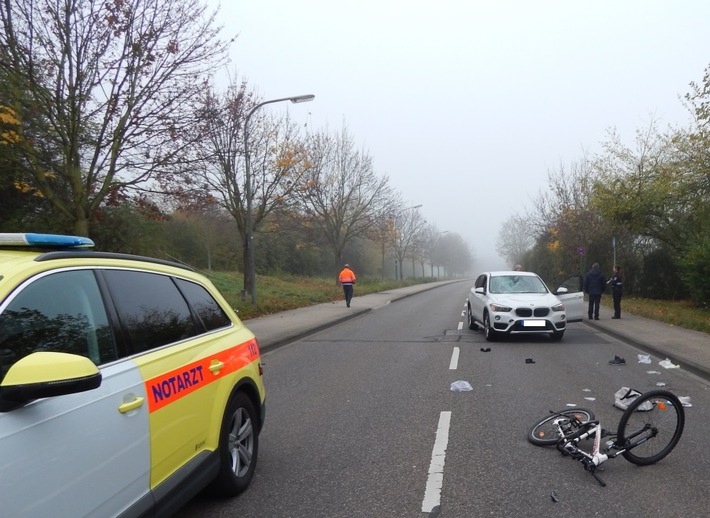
[609,265,623,319]
[583,262,606,320]
[514,264,523,271]
[338,263,356,307]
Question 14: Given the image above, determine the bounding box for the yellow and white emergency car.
[0,233,265,517]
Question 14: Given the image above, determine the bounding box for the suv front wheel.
[484,313,497,342]
[467,305,478,330]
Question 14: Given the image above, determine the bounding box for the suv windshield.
[490,275,548,294]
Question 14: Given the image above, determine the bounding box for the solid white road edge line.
[449,347,460,370]
[421,411,452,513]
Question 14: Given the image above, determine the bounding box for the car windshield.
[490,275,548,294]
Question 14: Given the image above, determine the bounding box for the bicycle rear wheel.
[528,408,595,446]
[616,390,685,466]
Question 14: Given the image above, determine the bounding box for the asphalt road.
[176,282,710,518]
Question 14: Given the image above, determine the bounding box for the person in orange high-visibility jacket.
[338,264,356,307]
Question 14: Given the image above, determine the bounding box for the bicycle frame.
[551,415,633,486]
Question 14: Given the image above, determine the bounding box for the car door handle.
[118,396,145,414]
[209,360,224,374]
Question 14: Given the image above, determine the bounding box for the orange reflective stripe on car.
[145,338,260,413]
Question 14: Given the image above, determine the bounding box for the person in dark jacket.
[583,262,606,320]
[609,265,623,319]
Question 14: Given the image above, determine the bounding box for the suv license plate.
[523,320,546,327]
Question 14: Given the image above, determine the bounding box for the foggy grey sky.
[211,0,710,271]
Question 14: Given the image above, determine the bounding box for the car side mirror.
[0,351,102,412]
[474,287,485,294]
[555,287,569,294]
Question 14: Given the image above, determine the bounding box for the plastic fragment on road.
[656,382,666,387]
[646,370,661,375]
[550,491,559,502]
[659,358,680,369]
[584,397,596,401]
[637,354,652,364]
[679,396,692,407]
[450,380,473,392]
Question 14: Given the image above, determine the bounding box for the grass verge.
[604,297,710,334]
[206,272,433,320]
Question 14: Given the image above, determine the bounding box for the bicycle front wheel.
[528,408,595,446]
[617,390,685,466]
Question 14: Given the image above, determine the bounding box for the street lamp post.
[243,94,315,304]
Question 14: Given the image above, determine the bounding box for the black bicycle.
[527,390,685,486]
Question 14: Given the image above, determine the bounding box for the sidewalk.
[587,312,710,381]
[244,280,710,380]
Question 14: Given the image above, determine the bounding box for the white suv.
[467,271,583,342]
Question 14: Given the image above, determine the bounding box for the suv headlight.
[551,302,565,312]
[489,303,512,312]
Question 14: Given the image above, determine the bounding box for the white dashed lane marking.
[421,411,451,513]
[449,347,460,370]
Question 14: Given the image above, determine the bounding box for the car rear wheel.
[484,313,496,342]
[211,391,259,496]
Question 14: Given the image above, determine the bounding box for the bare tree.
[496,213,535,266]
[367,193,402,279]
[299,124,392,279]
[390,204,426,280]
[0,0,230,235]
[189,79,311,298]
[421,223,445,277]
[528,155,609,277]
[436,232,474,277]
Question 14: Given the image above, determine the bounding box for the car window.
[102,270,199,353]
[557,275,582,293]
[174,278,231,331]
[490,275,548,294]
[0,270,116,382]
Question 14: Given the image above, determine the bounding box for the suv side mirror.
[0,352,102,412]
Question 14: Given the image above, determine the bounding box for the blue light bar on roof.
[0,233,95,248]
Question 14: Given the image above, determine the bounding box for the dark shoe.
[609,355,626,365]
[611,316,620,319]
[346,302,350,307]
[588,315,593,320]
[594,317,599,320]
